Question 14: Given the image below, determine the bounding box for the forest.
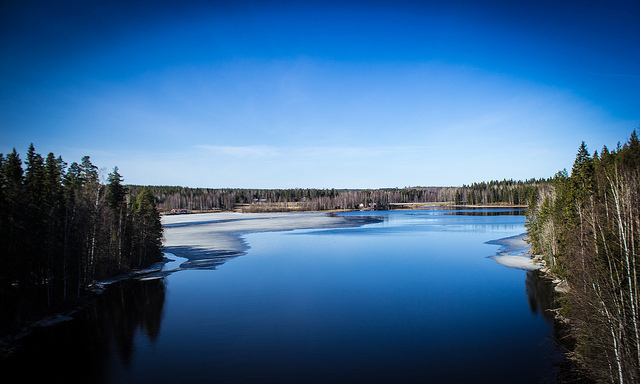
[0,145,163,336]
[526,131,640,383]
[135,178,544,213]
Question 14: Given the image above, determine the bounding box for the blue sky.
[1,0,638,188]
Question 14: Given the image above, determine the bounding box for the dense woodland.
[137,179,544,213]
[526,131,640,383]
[0,145,163,335]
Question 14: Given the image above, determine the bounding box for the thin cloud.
[197,145,282,158]
[196,144,431,160]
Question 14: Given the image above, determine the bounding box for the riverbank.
[486,234,570,322]
[533,255,570,295]
[486,234,569,295]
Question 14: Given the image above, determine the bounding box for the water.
[1,209,563,383]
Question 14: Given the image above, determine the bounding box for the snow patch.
[489,255,541,271]
[486,233,541,271]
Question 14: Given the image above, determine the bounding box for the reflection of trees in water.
[525,271,557,324]
[525,272,595,384]
[444,209,525,216]
[0,277,167,383]
[93,278,166,367]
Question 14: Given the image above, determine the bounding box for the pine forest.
[0,145,163,335]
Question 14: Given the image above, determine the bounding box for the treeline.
[0,145,162,333]
[460,179,543,205]
[526,131,640,383]
[136,180,545,213]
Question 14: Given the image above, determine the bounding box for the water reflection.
[525,271,599,384]
[399,207,525,216]
[525,271,577,384]
[443,209,525,216]
[525,271,558,324]
[1,278,167,383]
[2,210,568,384]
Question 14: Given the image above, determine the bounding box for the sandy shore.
[486,233,541,271]
[162,212,381,270]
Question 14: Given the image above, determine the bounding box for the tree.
[1,149,25,277]
[106,167,127,211]
[131,187,163,268]
[24,144,47,285]
[79,156,99,187]
[43,152,66,304]
[105,167,128,270]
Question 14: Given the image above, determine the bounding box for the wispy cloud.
[195,144,431,160]
[197,145,281,158]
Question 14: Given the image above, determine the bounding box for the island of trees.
[526,131,640,383]
[0,145,163,336]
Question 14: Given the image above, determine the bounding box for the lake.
[1,208,564,383]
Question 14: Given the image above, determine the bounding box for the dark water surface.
[2,209,563,383]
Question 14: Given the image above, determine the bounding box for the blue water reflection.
[143,209,559,383]
[2,209,562,383]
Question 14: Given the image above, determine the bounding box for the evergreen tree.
[24,144,47,283]
[79,156,99,187]
[1,149,25,273]
[106,167,127,211]
[131,187,163,268]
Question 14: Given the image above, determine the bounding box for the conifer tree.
[2,149,24,276]
[132,187,163,267]
[106,167,127,211]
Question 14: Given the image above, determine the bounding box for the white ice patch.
[489,255,540,271]
[486,233,541,271]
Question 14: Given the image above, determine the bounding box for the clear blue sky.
[1,0,638,188]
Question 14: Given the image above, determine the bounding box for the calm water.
[2,209,563,383]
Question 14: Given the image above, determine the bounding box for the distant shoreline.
[161,202,527,215]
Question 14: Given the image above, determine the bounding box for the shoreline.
[161,203,528,215]
[486,234,569,295]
